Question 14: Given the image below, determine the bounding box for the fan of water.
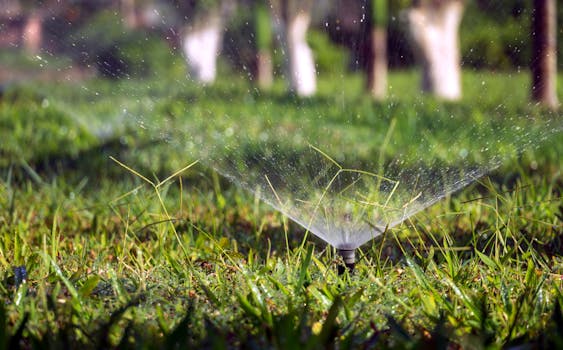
[1,1,561,258]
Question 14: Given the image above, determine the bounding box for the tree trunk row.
[12,0,559,108]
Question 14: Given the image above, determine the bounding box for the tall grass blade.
[295,244,314,293]
[42,253,79,300]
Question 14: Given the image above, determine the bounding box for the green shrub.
[68,11,183,78]
[308,29,349,74]
[460,1,562,70]
[222,7,257,76]
[460,9,529,69]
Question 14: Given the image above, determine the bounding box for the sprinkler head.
[337,249,356,275]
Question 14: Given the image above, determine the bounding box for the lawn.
[0,70,562,349]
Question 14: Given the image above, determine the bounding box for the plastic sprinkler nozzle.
[337,249,356,275]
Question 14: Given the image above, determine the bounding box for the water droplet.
[459,149,468,158]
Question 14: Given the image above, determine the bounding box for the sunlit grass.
[0,71,561,348]
[0,159,561,348]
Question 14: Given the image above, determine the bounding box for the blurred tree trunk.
[531,0,558,109]
[407,0,464,100]
[254,2,273,89]
[121,0,140,29]
[20,0,67,55]
[366,0,387,100]
[272,0,316,96]
[23,11,42,54]
[181,9,223,84]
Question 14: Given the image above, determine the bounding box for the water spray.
[337,248,356,275]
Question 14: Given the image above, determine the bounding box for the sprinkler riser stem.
[337,249,356,274]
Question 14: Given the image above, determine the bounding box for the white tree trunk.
[121,0,139,29]
[181,12,223,84]
[23,12,42,54]
[256,50,273,88]
[407,0,464,100]
[285,10,316,96]
[271,0,316,97]
[367,27,387,100]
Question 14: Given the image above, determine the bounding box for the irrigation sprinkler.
[337,248,356,275]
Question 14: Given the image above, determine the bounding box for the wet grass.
[0,71,561,349]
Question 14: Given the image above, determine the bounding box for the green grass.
[0,70,561,349]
